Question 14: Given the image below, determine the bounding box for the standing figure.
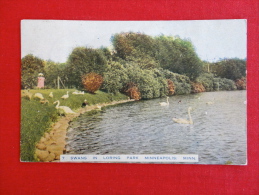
[37,73,45,89]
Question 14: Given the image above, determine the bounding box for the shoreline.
[35,99,135,162]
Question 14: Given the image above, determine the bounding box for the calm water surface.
[66,91,247,164]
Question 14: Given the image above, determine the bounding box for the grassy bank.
[21,89,128,161]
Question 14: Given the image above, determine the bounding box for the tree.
[111,32,157,60]
[103,61,128,94]
[44,61,66,88]
[21,54,45,89]
[82,72,103,93]
[212,58,246,80]
[66,47,108,88]
[154,36,203,80]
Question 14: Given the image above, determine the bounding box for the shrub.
[161,69,191,95]
[235,77,246,90]
[196,73,214,91]
[167,79,175,95]
[82,72,103,93]
[213,77,237,91]
[191,82,205,93]
[123,82,141,100]
[103,61,128,94]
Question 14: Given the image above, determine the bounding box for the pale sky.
[21,20,247,63]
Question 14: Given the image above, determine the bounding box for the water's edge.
[34,99,135,162]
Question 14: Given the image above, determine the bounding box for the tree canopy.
[21,54,45,89]
[65,47,108,88]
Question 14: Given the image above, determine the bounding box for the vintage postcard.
[21,20,247,164]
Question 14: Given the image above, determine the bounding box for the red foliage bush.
[167,79,175,95]
[123,82,141,100]
[235,77,246,90]
[82,72,103,93]
[191,82,206,93]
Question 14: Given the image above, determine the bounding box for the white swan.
[72,90,79,95]
[53,100,75,114]
[61,91,69,100]
[49,92,53,98]
[34,93,44,100]
[40,99,49,104]
[78,91,85,95]
[159,96,169,106]
[172,107,193,124]
[206,98,215,105]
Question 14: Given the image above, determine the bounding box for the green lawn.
[21,89,128,161]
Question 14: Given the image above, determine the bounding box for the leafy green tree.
[66,47,108,88]
[212,58,246,80]
[44,61,66,88]
[112,32,157,60]
[103,61,129,94]
[154,36,203,80]
[21,54,45,89]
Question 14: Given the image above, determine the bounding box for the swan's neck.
[188,109,193,123]
[167,98,169,104]
[55,101,60,108]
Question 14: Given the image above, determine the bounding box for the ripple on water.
[66,91,247,164]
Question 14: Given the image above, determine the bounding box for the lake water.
[66,91,247,164]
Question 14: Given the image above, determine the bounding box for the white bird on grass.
[159,96,169,106]
[53,100,75,114]
[78,91,85,95]
[172,107,193,125]
[61,91,69,100]
[22,90,33,100]
[40,99,49,104]
[72,90,79,95]
[34,93,44,100]
[49,92,53,98]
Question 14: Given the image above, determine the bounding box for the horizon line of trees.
[21,32,247,99]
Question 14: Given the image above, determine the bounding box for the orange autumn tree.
[82,72,103,93]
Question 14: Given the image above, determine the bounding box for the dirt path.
[35,99,135,162]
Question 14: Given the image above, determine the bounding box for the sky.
[21,20,247,63]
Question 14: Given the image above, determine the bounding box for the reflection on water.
[66,91,247,164]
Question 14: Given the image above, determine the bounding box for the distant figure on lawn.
[37,73,45,89]
[82,99,88,108]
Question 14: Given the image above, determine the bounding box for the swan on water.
[53,100,75,114]
[172,107,193,124]
[159,96,169,106]
[206,98,215,105]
